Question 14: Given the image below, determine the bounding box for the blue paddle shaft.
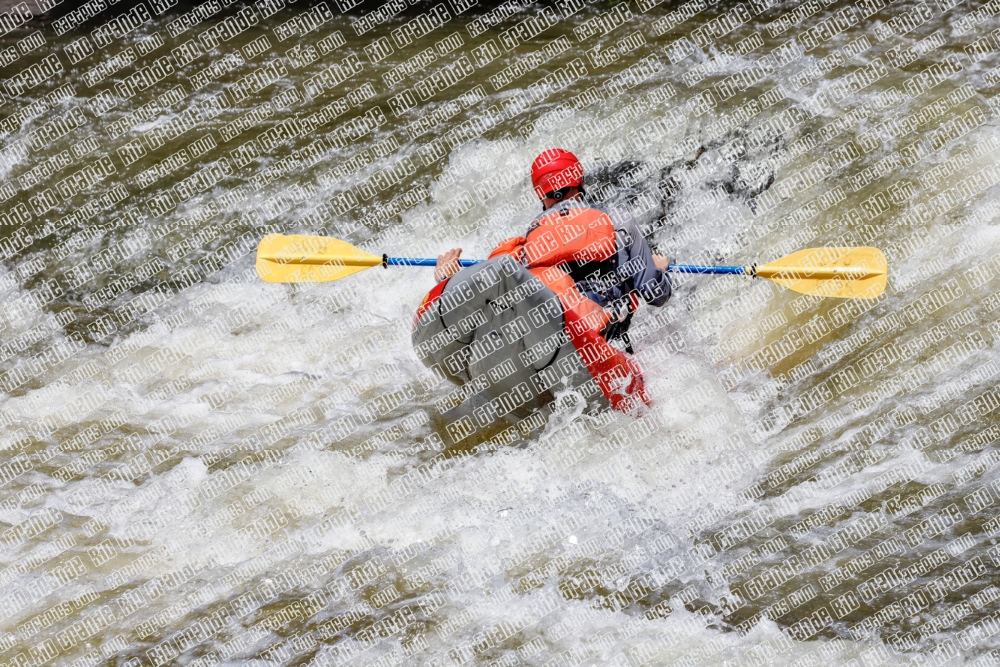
[385,257,747,274]
[385,257,479,267]
[669,264,747,275]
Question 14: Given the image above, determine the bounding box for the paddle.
[256,234,887,299]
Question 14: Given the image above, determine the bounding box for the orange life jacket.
[488,208,650,412]
[489,208,620,337]
[524,207,617,267]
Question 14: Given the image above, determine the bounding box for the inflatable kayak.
[412,253,649,427]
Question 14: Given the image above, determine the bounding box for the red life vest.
[488,208,648,412]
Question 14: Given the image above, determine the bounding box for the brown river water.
[1,0,1000,664]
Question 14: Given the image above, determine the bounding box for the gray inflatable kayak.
[412,256,649,435]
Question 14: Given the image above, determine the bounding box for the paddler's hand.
[652,254,671,272]
[434,248,462,282]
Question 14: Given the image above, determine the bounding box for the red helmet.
[531,148,583,199]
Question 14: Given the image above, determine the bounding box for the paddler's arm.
[619,220,671,306]
[652,254,672,272]
[434,248,462,282]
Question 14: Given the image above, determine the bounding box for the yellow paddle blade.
[255,234,382,283]
[754,247,887,299]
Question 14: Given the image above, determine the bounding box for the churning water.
[1,0,999,665]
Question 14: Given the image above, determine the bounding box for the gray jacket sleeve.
[616,217,671,307]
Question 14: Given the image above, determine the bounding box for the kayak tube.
[412,255,649,429]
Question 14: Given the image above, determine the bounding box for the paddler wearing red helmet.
[435,148,672,352]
